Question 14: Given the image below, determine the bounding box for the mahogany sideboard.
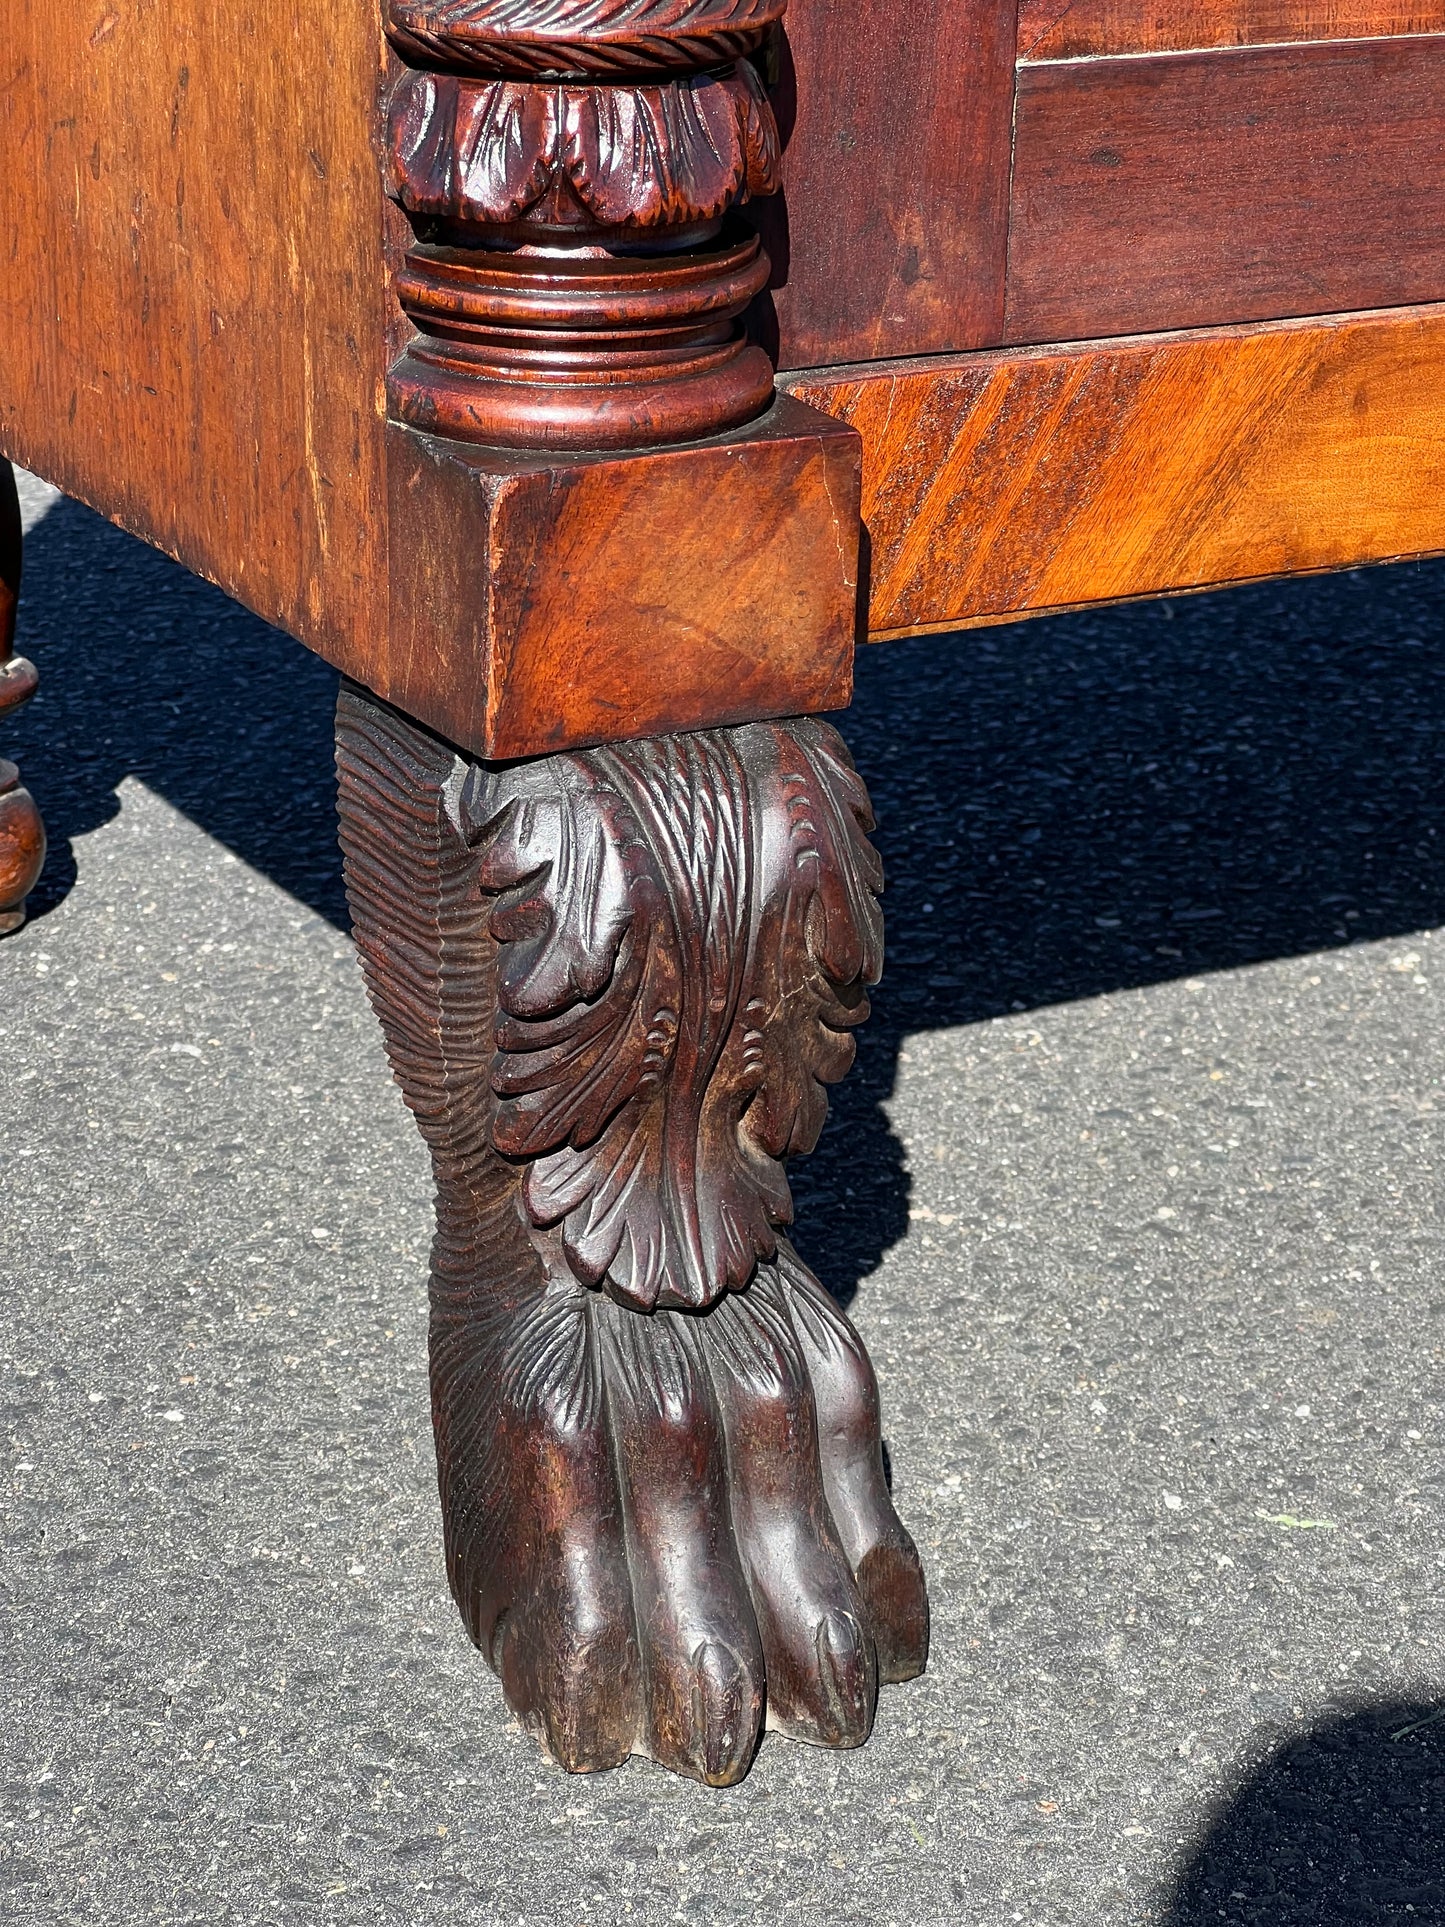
[3,0,1443,1783]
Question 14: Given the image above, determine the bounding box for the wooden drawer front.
[786,305,1445,636]
[1003,37,1445,346]
[1018,0,1445,59]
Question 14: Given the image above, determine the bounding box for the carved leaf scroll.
[461,720,882,1313]
[387,64,779,229]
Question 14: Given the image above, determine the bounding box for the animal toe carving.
[336,686,926,1783]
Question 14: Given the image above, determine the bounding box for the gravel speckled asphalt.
[3,472,1444,1925]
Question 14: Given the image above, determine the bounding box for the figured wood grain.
[784,305,1445,636]
[383,395,860,757]
[0,0,393,668]
[1004,37,1445,345]
[1017,0,1445,58]
[759,0,1018,366]
[0,1,863,750]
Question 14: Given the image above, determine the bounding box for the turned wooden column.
[337,0,928,1783]
[382,0,783,450]
[0,460,45,937]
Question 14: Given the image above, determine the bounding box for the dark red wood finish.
[339,0,927,1790]
[383,0,785,450]
[382,397,860,759]
[1016,0,1445,58]
[336,686,927,1783]
[1004,36,1445,345]
[14,0,1445,1797]
[763,0,1019,367]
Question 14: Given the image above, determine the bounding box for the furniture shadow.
[795,557,1445,1305]
[11,496,1445,1310]
[1164,1696,1445,1922]
[11,493,349,930]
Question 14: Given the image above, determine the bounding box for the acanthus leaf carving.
[732,716,885,1171]
[387,69,558,226]
[382,0,784,445]
[461,721,882,1314]
[387,62,778,230]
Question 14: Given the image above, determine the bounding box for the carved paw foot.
[336,686,929,1785]
[440,1242,927,1783]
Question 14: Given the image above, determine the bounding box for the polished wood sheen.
[1004,37,1445,345]
[1017,0,1445,58]
[761,0,1018,366]
[336,684,927,1783]
[0,0,863,757]
[7,0,1445,1807]
[348,0,921,1793]
[381,5,784,449]
[382,397,860,758]
[0,0,393,664]
[786,306,1445,636]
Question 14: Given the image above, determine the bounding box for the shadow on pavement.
[1166,1698,1445,1925]
[10,493,1445,1305]
[10,495,348,930]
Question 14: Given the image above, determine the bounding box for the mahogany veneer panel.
[785,306,1445,636]
[1017,0,1445,58]
[0,0,394,669]
[763,0,1018,366]
[1004,38,1445,345]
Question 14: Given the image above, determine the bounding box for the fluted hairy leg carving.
[336,682,928,1783]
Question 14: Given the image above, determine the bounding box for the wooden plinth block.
[377,392,861,760]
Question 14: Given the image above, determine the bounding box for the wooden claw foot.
[0,461,44,936]
[336,682,927,1783]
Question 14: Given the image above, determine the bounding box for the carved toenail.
[690,1640,754,1784]
[815,1611,874,1742]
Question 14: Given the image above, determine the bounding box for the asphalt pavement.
[3,471,1443,1925]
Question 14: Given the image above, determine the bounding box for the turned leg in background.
[0,459,45,936]
[335,683,928,1784]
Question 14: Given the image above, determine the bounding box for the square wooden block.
[379,394,862,760]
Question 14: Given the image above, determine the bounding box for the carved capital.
[381,0,784,446]
[386,64,778,234]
